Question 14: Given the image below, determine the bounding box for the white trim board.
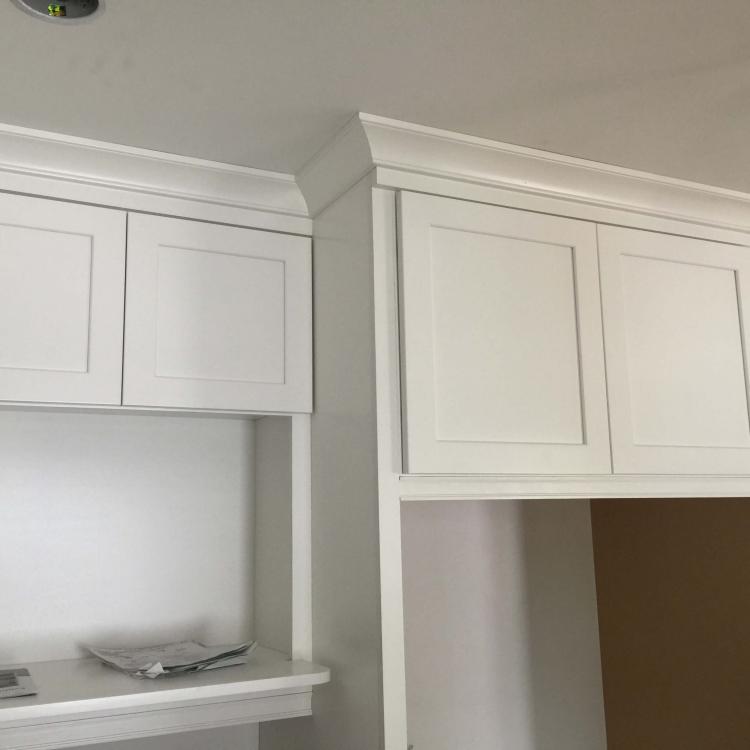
[0,122,310,235]
[297,113,750,233]
[398,474,750,501]
[0,649,329,750]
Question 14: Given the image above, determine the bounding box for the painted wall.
[591,498,750,750]
[0,409,258,750]
[401,499,607,750]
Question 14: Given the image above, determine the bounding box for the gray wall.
[0,409,259,750]
[402,499,607,750]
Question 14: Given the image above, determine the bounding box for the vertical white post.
[372,188,409,750]
[291,413,313,661]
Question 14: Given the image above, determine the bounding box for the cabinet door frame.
[599,224,750,474]
[398,192,611,475]
[0,194,126,406]
[123,214,312,413]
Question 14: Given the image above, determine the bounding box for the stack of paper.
[87,640,256,679]
[0,668,37,699]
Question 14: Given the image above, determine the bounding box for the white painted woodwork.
[398,192,610,474]
[0,194,125,405]
[0,648,329,750]
[372,187,409,750]
[292,117,750,750]
[0,122,310,236]
[401,499,607,750]
[599,225,750,474]
[397,473,750,500]
[123,214,312,413]
[299,114,750,231]
[290,414,314,662]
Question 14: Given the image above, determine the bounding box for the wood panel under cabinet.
[397,192,610,475]
[123,213,312,413]
[0,193,126,405]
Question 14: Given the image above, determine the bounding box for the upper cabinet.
[398,192,611,474]
[0,194,126,406]
[599,225,750,474]
[123,214,312,413]
[0,194,312,414]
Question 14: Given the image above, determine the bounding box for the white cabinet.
[398,192,610,474]
[123,214,312,413]
[0,193,312,415]
[599,225,750,474]
[0,194,126,405]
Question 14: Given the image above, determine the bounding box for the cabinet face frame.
[397,191,611,475]
[123,213,312,413]
[599,224,750,474]
[0,193,126,406]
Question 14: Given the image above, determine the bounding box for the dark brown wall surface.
[590,498,750,750]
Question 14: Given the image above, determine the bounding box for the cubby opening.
[401,497,750,750]
[0,409,326,749]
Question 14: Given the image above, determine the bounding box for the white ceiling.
[1,0,750,190]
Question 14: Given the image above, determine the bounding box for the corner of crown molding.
[318,113,750,233]
[296,113,376,218]
[0,122,309,220]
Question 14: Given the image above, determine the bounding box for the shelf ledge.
[0,647,329,750]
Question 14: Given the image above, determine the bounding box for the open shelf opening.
[0,409,327,749]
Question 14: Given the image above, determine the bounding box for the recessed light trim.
[10,0,103,22]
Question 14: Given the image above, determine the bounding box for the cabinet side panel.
[261,179,383,750]
[402,499,607,750]
[591,498,750,750]
[254,416,293,655]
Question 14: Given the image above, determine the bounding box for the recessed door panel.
[429,226,584,446]
[154,245,285,384]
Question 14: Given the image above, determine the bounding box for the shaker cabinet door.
[123,214,312,413]
[0,194,126,405]
[398,192,610,474]
[599,225,750,474]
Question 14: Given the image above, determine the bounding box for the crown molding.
[0,123,310,234]
[296,114,376,218]
[297,113,750,233]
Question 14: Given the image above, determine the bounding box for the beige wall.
[591,498,750,750]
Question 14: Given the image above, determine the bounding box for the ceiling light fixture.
[10,0,101,21]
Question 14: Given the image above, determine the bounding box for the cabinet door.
[123,214,311,412]
[0,194,125,405]
[398,192,610,474]
[599,225,750,474]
